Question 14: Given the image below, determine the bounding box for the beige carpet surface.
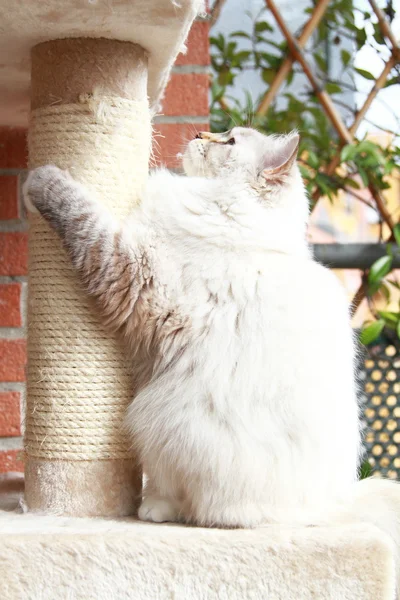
[0,474,397,600]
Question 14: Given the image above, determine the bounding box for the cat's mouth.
[182,138,207,176]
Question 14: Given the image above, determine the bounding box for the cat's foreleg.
[138,495,182,523]
[24,165,152,332]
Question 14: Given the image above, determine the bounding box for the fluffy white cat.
[24,127,361,528]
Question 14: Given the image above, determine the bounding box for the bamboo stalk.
[210,0,228,27]
[264,0,352,144]
[257,0,330,116]
[311,55,399,210]
[368,0,400,54]
[349,54,397,135]
[368,184,396,233]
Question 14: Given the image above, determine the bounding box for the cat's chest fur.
[129,172,333,398]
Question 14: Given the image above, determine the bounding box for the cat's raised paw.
[138,496,180,523]
[23,165,71,214]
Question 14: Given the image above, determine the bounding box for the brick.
[0,449,24,473]
[0,176,19,220]
[163,74,209,116]
[0,232,28,276]
[175,22,210,66]
[0,127,27,169]
[0,392,21,436]
[0,339,26,382]
[154,122,209,168]
[0,283,22,327]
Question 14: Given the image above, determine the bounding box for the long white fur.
[123,128,361,527]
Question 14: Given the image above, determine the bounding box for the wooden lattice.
[259,1,400,475]
[361,339,400,479]
[260,0,400,315]
[257,1,400,476]
[210,1,400,475]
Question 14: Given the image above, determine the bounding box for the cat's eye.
[225,138,235,145]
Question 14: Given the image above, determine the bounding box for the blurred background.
[210,0,400,329]
[209,0,400,478]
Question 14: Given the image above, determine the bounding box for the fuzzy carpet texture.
[1,475,400,600]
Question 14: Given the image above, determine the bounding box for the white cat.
[24,127,361,528]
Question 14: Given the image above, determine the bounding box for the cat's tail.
[326,478,400,593]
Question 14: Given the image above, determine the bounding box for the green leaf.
[255,21,273,33]
[299,164,313,179]
[380,283,391,302]
[373,22,385,45]
[368,255,393,285]
[260,52,281,69]
[325,82,342,94]
[210,34,225,52]
[286,69,294,86]
[355,67,375,80]
[359,459,373,480]
[230,31,251,39]
[262,69,275,84]
[226,41,238,58]
[211,82,225,102]
[314,52,327,72]
[307,150,319,169]
[360,320,385,345]
[341,49,351,67]
[356,140,385,164]
[384,76,400,88]
[341,144,357,162]
[397,320,400,341]
[344,177,360,189]
[356,28,367,49]
[233,50,251,63]
[393,224,400,247]
[377,311,398,325]
[358,166,369,187]
[218,70,234,86]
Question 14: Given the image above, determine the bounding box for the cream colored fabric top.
[0,0,205,125]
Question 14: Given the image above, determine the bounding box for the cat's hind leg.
[138,495,181,523]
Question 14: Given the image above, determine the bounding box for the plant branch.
[264,0,352,144]
[368,0,400,56]
[368,183,396,233]
[344,187,377,211]
[257,0,330,116]
[209,0,228,28]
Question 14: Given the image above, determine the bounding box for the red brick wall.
[0,19,209,473]
[0,128,27,473]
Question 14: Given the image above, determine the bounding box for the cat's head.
[182,127,299,188]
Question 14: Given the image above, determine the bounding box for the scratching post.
[25,38,150,516]
[0,0,202,519]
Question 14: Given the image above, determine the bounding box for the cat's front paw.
[23,165,71,214]
[138,496,180,523]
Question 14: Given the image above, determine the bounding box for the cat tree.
[2,0,202,517]
[0,1,400,598]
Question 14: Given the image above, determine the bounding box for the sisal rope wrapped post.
[25,38,151,516]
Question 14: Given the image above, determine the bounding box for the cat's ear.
[261,134,299,181]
